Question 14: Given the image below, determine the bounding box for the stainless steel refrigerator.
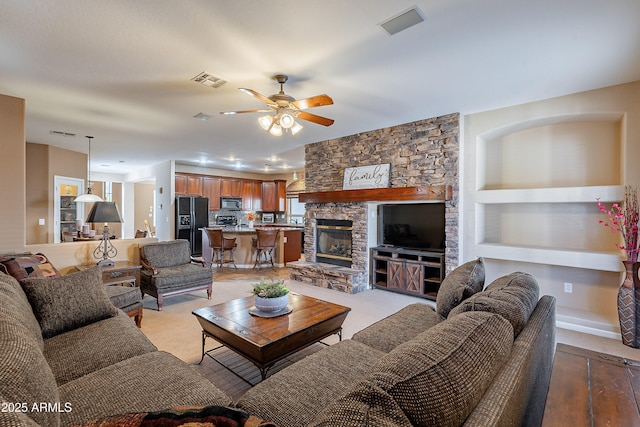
[175,196,209,256]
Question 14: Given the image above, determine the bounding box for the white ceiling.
[1,0,639,176]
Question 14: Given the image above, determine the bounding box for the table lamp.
[86,201,123,266]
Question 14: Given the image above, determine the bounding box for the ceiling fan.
[220,74,334,135]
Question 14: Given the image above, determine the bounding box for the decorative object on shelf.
[618,260,640,347]
[246,212,257,228]
[74,136,104,203]
[342,163,391,190]
[86,202,123,267]
[250,278,290,313]
[597,185,640,347]
[220,74,334,136]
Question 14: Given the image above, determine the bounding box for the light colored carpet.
[140,272,429,364]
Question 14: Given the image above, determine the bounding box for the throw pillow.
[21,267,118,339]
[448,271,540,337]
[74,405,277,427]
[365,311,513,427]
[309,381,414,427]
[0,252,60,281]
[435,257,485,318]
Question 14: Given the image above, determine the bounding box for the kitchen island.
[201,226,302,269]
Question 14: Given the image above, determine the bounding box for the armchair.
[139,239,212,311]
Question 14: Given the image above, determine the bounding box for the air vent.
[50,130,76,137]
[379,7,425,35]
[191,72,227,88]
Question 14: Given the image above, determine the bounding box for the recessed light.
[193,112,213,121]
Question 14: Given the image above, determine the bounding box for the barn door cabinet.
[370,246,445,300]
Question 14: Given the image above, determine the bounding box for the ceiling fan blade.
[220,109,272,115]
[291,94,333,110]
[238,88,276,106]
[296,111,335,127]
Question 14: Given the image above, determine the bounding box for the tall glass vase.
[617,261,640,347]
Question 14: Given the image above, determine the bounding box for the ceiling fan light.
[269,123,283,136]
[258,115,274,130]
[279,113,295,129]
[291,121,303,135]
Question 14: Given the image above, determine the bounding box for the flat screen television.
[378,203,445,251]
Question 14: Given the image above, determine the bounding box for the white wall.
[463,80,640,339]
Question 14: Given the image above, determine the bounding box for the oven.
[216,215,237,226]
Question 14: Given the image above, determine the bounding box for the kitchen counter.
[201,227,302,268]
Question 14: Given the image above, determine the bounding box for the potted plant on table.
[251,278,290,313]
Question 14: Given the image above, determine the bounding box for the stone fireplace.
[289,113,459,294]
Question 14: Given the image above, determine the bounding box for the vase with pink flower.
[597,185,640,347]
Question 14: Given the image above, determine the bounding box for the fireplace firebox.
[316,219,353,267]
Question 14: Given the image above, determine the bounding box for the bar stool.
[204,228,237,271]
[253,229,278,270]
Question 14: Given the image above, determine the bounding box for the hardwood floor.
[542,343,640,426]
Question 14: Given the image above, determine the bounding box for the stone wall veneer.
[298,113,459,292]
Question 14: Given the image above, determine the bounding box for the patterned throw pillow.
[448,272,540,337]
[435,257,485,319]
[20,267,118,339]
[0,252,60,281]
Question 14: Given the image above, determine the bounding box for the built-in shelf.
[299,185,452,204]
[476,243,624,272]
[476,185,624,204]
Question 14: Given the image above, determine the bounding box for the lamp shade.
[86,202,123,224]
[75,192,103,203]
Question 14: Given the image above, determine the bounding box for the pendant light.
[74,136,103,203]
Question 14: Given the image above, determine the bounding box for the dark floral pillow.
[75,405,277,427]
[0,252,60,281]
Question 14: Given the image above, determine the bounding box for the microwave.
[220,197,242,210]
[262,213,275,223]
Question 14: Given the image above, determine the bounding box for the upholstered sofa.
[237,258,557,427]
[0,267,234,427]
[139,239,213,310]
[1,255,555,427]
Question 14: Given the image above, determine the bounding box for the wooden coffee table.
[192,293,350,380]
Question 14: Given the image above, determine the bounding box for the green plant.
[251,278,289,298]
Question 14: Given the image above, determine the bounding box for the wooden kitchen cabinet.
[187,175,202,196]
[175,174,203,196]
[261,180,287,212]
[240,180,263,211]
[251,180,262,212]
[283,229,302,264]
[175,174,187,195]
[203,177,221,210]
[221,179,242,197]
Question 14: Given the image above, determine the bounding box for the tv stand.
[370,246,445,300]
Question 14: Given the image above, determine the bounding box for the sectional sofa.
[0,256,555,426]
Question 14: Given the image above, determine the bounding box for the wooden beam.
[298,185,452,203]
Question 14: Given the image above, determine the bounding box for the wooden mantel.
[298,185,452,203]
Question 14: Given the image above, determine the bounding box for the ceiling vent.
[191,72,227,88]
[50,130,76,137]
[379,7,425,35]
